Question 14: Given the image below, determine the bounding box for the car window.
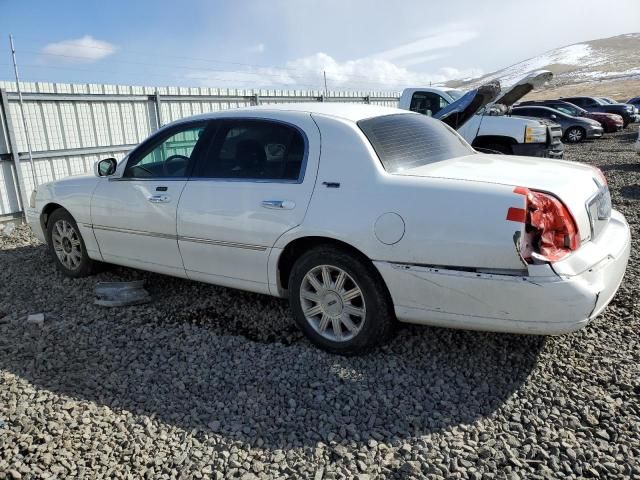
[531,109,549,117]
[358,113,475,174]
[409,92,450,116]
[194,119,306,182]
[556,106,575,116]
[124,123,209,178]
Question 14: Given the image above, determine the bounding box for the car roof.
[513,105,557,111]
[169,103,408,125]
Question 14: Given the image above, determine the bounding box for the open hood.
[433,81,501,130]
[492,70,553,107]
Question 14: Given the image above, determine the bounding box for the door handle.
[148,194,171,203]
[261,200,295,210]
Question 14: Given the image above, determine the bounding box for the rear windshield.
[358,113,475,173]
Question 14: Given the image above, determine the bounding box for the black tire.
[476,142,512,155]
[564,126,585,143]
[46,208,97,278]
[288,246,395,355]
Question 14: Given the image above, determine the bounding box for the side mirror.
[550,114,557,120]
[95,158,117,177]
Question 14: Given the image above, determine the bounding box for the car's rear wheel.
[564,126,585,143]
[47,209,96,277]
[288,247,395,355]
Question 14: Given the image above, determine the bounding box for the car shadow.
[0,244,545,450]
[617,131,639,144]
[620,185,640,200]
[600,163,640,173]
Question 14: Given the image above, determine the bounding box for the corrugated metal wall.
[0,81,400,217]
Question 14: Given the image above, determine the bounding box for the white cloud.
[187,51,482,90]
[372,23,479,67]
[41,35,116,63]
[187,22,482,90]
[246,43,266,54]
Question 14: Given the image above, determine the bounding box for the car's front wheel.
[564,126,585,143]
[288,247,395,355]
[47,209,96,277]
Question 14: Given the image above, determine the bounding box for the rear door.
[177,113,320,293]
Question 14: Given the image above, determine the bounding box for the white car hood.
[398,153,601,240]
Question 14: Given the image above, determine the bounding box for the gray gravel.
[1,129,639,479]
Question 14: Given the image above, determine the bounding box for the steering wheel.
[163,154,190,176]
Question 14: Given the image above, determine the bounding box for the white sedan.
[27,103,631,354]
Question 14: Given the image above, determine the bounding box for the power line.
[6,63,322,89]
[14,37,409,85]
[5,37,405,92]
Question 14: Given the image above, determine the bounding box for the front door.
[177,113,320,293]
[91,120,214,276]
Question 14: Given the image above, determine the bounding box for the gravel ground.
[0,129,639,479]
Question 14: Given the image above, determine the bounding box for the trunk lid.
[398,153,605,242]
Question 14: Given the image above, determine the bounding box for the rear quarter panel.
[274,115,526,271]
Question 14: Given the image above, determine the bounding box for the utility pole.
[323,70,328,96]
[9,35,37,189]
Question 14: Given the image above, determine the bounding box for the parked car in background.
[25,103,630,354]
[511,105,603,143]
[518,99,624,132]
[561,96,636,127]
[400,70,564,157]
[627,96,640,108]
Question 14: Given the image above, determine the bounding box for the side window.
[409,92,449,116]
[194,120,306,182]
[124,123,209,178]
[583,98,597,107]
[571,98,586,107]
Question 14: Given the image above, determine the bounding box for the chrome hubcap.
[300,265,366,342]
[51,220,82,270]
[568,129,583,142]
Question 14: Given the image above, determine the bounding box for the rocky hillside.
[449,33,640,100]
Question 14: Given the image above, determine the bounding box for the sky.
[0,0,639,91]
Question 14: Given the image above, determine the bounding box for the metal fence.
[0,80,400,218]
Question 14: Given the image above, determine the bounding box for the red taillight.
[507,187,580,263]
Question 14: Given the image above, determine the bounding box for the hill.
[447,33,640,101]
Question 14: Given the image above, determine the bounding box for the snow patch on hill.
[478,44,597,86]
[451,33,640,91]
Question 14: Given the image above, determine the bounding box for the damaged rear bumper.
[375,210,630,335]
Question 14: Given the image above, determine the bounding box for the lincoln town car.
[26,104,631,354]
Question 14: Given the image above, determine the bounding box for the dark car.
[627,96,640,107]
[518,99,624,132]
[561,96,635,127]
[511,106,603,143]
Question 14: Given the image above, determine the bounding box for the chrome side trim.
[87,224,267,251]
[92,224,176,240]
[178,236,268,251]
